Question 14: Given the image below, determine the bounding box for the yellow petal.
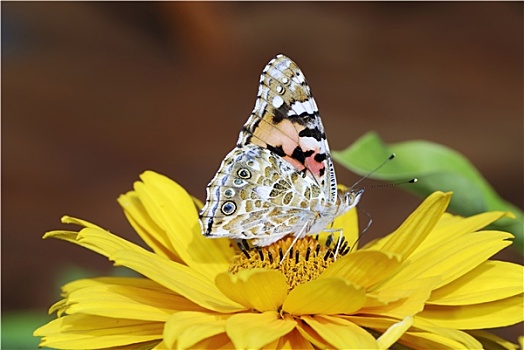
[110,248,245,313]
[317,202,359,248]
[468,330,519,350]
[378,230,513,290]
[302,315,378,349]
[272,328,315,350]
[345,315,402,331]
[44,226,144,258]
[367,191,451,261]
[416,211,513,253]
[362,277,440,319]
[320,250,402,288]
[400,329,482,349]
[428,260,524,305]
[410,319,486,348]
[215,269,288,312]
[295,320,332,348]
[60,216,107,230]
[191,333,233,350]
[119,191,184,263]
[152,340,168,349]
[47,224,244,313]
[416,294,524,329]
[283,277,366,315]
[163,311,228,350]
[133,171,234,278]
[57,277,206,322]
[226,312,296,350]
[34,314,163,349]
[376,316,413,350]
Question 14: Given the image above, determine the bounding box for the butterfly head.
[337,188,364,216]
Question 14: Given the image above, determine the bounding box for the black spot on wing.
[299,127,325,141]
[314,153,326,162]
[267,144,286,157]
[288,113,310,127]
[291,147,314,165]
[204,217,214,236]
[272,106,286,123]
[303,149,314,157]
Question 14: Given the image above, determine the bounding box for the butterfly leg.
[280,221,311,264]
[323,227,344,261]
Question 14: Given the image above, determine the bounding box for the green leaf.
[333,132,523,251]
[3,310,53,349]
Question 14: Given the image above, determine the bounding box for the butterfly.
[199,54,363,248]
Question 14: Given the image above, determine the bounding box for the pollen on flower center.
[228,235,349,291]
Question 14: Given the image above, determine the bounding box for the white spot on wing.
[303,100,315,114]
[292,101,307,115]
[272,95,284,109]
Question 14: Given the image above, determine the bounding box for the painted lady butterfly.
[199,54,363,247]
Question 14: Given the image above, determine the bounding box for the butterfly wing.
[237,54,338,203]
[199,54,341,246]
[199,144,321,246]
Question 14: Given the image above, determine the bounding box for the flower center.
[228,235,349,290]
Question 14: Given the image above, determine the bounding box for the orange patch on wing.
[305,151,325,177]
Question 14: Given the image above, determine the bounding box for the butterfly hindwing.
[200,144,320,246]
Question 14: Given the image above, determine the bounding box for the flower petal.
[163,311,228,350]
[47,222,244,313]
[365,191,451,261]
[468,330,519,350]
[317,200,359,248]
[302,315,378,349]
[44,225,145,259]
[283,277,366,315]
[132,171,234,278]
[215,269,288,312]
[190,333,233,350]
[378,230,513,290]
[226,311,296,350]
[409,318,486,348]
[362,277,440,319]
[273,328,315,349]
[109,248,244,313]
[345,315,403,331]
[320,250,402,288]
[119,191,184,263]
[401,328,482,349]
[295,320,332,348]
[376,316,413,350]
[56,277,206,322]
[34,314,163,349]
[416,211,512,253]
[428,260,524,305]
[416,294,524,329]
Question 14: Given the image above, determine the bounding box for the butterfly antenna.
[350,153,396,192]
[370,178,418,189]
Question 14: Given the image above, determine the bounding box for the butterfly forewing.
[238,55,338,203]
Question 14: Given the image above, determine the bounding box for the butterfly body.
[199,54,363,247]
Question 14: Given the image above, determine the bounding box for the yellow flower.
[34,171,523,349]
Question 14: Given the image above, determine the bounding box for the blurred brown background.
[2,1,523,342]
